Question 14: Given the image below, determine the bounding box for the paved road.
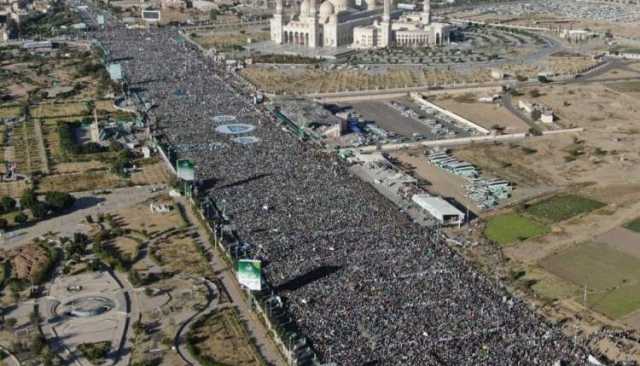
[1,186,159,250]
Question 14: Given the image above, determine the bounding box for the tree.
[30,202,49,219]
[5,317,17,328]
[0,196,16,212]
[132,320,146,336]
[30,333,45,353]
[0,218,7,230]
[20,189,38,210]
[14,212,28,225]
[44,192,75,212]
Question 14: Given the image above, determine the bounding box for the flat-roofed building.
[412,194,465,226]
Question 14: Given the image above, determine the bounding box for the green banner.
[237,259,262,291]
[177,159,195,181]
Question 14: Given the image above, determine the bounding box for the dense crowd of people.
[77,9,598,365]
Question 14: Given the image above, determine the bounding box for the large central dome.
[319,0,335,19]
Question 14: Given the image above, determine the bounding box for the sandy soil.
[130,163,171,186]
[53,161,107,174]
[433,96,531,133]
[115,200,182,235]
[391,150,482,214]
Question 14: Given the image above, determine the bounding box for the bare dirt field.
[0,180,30,198]
[191,26,270,50]
[189,307,264,366]
[114,199,183,236]
[130,162,171,186]
[38,171,125,193]
[594,227,640,260]
[591,68,640,81]
[392,150,484,215]
[53,161,107,174]
[432,95,530,133]
[113,236,140,258]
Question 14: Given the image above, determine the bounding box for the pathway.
[180,199,286,366]
[174,279,219,366]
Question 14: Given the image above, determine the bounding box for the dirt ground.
[432,95,531,133]
[191,307,263,366]
[0,179,30,198]
[37,171,125,193]
[113,236,140,258]
[392,150,484,215]
[53,161,107,174]
[130,163,171,186]
[594,227,640,259]
[114,199,183,236]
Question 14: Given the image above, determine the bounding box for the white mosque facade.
[270,0,453,49]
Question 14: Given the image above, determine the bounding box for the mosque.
[269,0,453,49]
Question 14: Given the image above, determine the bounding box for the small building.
[142,146,151,158]
[150,202,172,213]
[412,194,465,226]
[540,109,555,124]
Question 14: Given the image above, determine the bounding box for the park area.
[240,65,493,95]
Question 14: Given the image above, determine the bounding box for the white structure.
[150,202,172,213]
[270,0,453,49]
[412,194,465,226]
[540,110,555,124]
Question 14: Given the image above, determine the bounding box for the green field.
[541,242,640,319]
[589,283,640,319]
[485,213,550,246]
[624,217,640,233]
[525,194,605,223]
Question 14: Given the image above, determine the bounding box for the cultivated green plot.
[525,194,605,223]
[541,242,640,319]
[589,284,640,320]
[624,217,640,234]
[485,213,549,246]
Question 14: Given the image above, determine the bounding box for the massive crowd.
[81,9,595,365]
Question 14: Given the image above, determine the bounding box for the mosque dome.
[300,0,311,17]
[319,1,334,19]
